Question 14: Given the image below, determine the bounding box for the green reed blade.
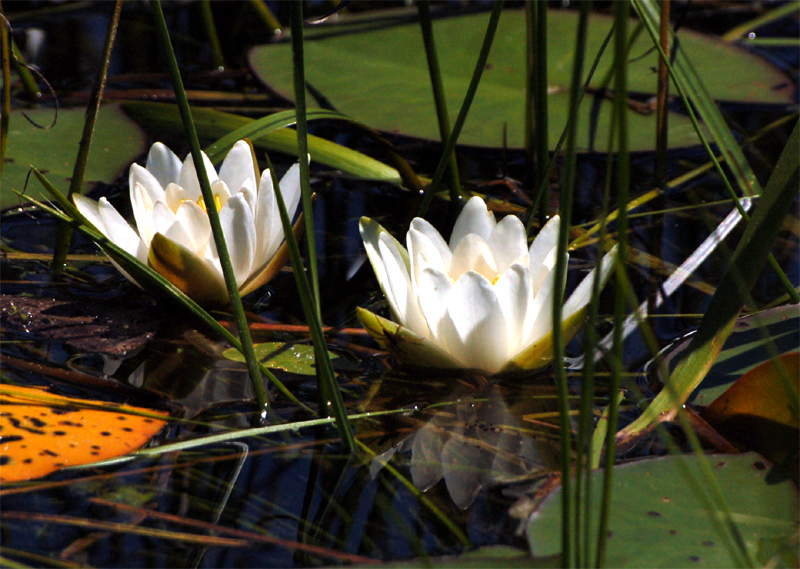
[121,101,402,183]
[263,150,356,453]
[151,0,268,415]
[50,0,121,275]
[1,5,10,176]
[199,0,225,70]
[417,0,505,217]
[596,4,629,567]
[553,4,592,567]
[417,1,464,202]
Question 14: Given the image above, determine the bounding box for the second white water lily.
[74,141,302,306]
[358,196,617,374]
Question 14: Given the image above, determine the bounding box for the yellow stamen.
[196,194,222,213]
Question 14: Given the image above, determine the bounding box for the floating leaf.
[526,453,799,568]
[703,352,799,475]
[248,9,793,151]
[222,342,339,376]
[0,385,168,483]
[1,104,147,210]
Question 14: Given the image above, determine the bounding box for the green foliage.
[223,342,340,376]
[248,9,791,151]
[1,105,146,209]
[526,453,799,568]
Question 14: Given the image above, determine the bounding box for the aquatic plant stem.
[289,2,321,320]
[150,0,270,416]
[524,0,549,225]
[417,1,463,202]
[524,23,615,234]
[265,150,356,453]
[596,3,629,567]
[552,4,591,567]
[50,0,121,275]
[417,0,504,218]
[0,4,10,175]
[288,3,355,453]
[199,0,226,70]
[654,0,669,188]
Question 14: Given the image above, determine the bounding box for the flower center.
[191,194,223,214]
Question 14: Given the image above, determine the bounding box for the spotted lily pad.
[526,452,799,567]
[0,384,168,483]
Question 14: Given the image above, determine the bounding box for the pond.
[1,2,798,568]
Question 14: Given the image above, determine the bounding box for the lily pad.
[223,341,339,376]
[0,384,168,483]
[1,104,147,210]
[526,452,799,567]
[703,352,799,476]
[248,8,793,151]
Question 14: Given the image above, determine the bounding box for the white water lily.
[74,141,302,306]
[358,196,617,374]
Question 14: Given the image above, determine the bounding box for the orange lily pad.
[702,352,799,478]
[0,385,168,483]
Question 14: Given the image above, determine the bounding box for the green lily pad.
[248,8,793,151]
[223,342,339,376]
[1,104,147,210]
[526,452,799,567]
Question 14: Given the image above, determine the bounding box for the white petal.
[408,225,450,289]
[210,180,232,210]
[179,150,219,201]
[450,196,496,250]
[493,262,530,356]
[417,265,453,348]
[256,170,280,262]
[151,200,178,238]
[450,234,497,281]
[145,142,181,189]
[523,252,567,346]
[444,271,509,373]
[174,200,211,254]
[164,183,189,213]
[97,197,147,262]
[563,246,617,321]
[488,214,528,273]
[129,167,164,242]
[531,245,558,294]
[218,140,257,196]
[236,176,257,214]
[529,215,560,271]
[360,218,395,312]
[279,163,302,219]
[409,217,451,267]
[218,193,256,287]
[73,194,107,236]
[378,234,428,337]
